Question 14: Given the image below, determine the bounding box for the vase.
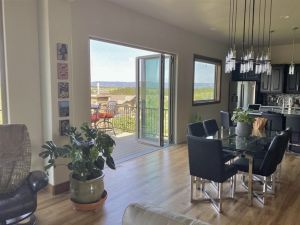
[236,122,252,137]
[70,173,105,204]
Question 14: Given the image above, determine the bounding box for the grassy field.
[193,87,214,101]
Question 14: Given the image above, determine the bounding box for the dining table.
[208,128,277,206]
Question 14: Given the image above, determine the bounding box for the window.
[192,55,221,105]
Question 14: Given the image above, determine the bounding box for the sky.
[90,39,213,84]
[194,61,215,84]
[90,39,156,82]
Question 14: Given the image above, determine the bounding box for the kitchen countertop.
[249,105,300,116]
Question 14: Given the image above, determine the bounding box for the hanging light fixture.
[226,0,273,75]
[225,0,237,73]
[289,27,298,75]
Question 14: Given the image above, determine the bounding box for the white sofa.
[122,203,210,225]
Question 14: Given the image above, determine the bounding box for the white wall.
[71,0,229,145]
[271,43,300,64]
[3,0,43,170]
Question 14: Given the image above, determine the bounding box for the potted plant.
[231,108,254,137]
[39,123,115,208]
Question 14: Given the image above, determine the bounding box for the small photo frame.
[58,100,69,117]
[57,63,68,80]
[58,82,69,99]
[57,43,68,61]
[59,119,70,136]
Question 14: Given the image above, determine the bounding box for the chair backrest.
[260,134,285,176]
[261,112,285,131]
[203,119,219,136]
[220,111,232,129]
[187,135,225,182]
[0,124,31,194]
[107,101,118,115]
[276,129,290,164]
[187,122,206,137]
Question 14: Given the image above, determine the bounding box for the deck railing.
[105,106,168,137]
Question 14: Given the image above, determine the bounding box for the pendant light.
[289,27,298,75]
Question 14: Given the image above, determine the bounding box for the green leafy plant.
[191,112,202,123]
[39,123,116,181]
[231,108,254,124]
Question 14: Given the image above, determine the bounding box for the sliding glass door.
[136,54,165,146]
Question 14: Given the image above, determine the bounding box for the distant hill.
[91,81,214,88]
[91,81,135,88]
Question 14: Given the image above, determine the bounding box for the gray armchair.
[0,124,48,225]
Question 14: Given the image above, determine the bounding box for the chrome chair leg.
[218,183,223,213]
[231,175,236,198]
[190,176,194,202]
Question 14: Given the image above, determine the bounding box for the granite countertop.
[249,105,300,116]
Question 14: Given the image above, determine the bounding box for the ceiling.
[105,0,300,46]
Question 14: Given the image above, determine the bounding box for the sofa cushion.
[122,203,210,225]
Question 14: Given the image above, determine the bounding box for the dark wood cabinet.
[260,65,284,93]
[231,63,261,81]
[286,65,300,93]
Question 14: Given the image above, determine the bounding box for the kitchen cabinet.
[231,63,261,81]
[286,65,300,93]
[260,65,284,93]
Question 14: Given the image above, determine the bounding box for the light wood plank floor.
[36,145,300,225]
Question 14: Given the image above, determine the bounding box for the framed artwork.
[58,82,69,99]
[59,119,70,136]
[57,63,68,80]
[57,43,68,61]
[58,100,69,117]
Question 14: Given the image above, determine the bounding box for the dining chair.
[203,119,219,136]
[187,121,206,137]
[220,111,233,130]
[187,135,237,213]
[233,134,285,204]
[187,122,235,163]
[261,112,285,131]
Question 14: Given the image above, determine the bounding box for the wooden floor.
[36,144,300,225]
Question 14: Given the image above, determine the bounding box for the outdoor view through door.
[90,39,174,162]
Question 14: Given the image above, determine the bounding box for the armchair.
[0,124,48,225]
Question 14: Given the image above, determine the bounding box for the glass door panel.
[136,54,164,146]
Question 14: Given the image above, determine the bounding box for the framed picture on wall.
[59,119,70,136]
[57,43,68,61]
[58,82,69,99]
[58,100,69,117]
[57,63,68,80]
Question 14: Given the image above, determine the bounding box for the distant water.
[91,81,214,88]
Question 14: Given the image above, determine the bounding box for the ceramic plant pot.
[236,122,252,137]
[70,173,104,204]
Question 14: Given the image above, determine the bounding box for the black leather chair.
[220,111,233,130]
[233,134,285,204]
[261,112,285,131]
[187,135,237,213]
[203,119,219,136]
[187,122,206,137]
[187,121,235,162]
[0,124,48,225]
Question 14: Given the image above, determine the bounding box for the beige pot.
[70,173,104,204]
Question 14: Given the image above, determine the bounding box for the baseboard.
[47,181,70,195]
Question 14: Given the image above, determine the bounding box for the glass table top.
[208,128,277,154]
